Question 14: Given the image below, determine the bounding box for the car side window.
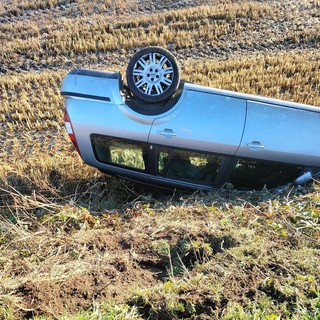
[91,134,147,171]
[229,158,302,189]
[158,148,223,185]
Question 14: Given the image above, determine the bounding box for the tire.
[126,47,180,104]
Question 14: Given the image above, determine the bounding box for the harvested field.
[0,0,319,319]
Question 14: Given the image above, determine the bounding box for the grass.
[182,51,320,106]
[1,184,319,319]
[0,0,320,318]
[0,0,137,16]
[40,3,274,54]
[2,1,319,71]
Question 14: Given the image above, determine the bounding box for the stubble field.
[0,0,320,319]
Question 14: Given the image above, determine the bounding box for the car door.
[236,101,320,167]
[148,89,247,156]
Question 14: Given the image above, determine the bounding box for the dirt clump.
[17,263,154,318]
[9,228,161,318]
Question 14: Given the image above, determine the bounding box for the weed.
[151,239,170,256]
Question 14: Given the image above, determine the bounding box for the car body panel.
[65,98,155,165]
[185,82,320,113]
[236,100,320,166]
[61,69,320,190]
[149,89,247,155]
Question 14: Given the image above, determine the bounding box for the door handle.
[245,141,264,151]
[157,128,177,138]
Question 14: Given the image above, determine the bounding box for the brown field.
[0,0,320,319]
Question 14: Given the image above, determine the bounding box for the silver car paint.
[61,69,124,105]
[61,70,320,179]
[236,100,320,166]
[149,89,246,156]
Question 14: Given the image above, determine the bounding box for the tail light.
[64,110,80,154]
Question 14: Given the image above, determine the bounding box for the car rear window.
[230,158,302,189]
[91,135,148,171]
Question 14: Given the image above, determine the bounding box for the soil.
[1,0,319,318]
[12,227,165,318]
[9,208,243,318]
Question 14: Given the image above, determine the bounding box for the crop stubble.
[0,0,320,318]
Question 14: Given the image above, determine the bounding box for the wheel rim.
[132,52,174,96]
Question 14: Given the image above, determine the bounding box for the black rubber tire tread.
[126,47,180,104]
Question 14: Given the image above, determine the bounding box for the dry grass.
[0,0,320,318]
[182,50,320,106]
[0,3,276,65]
[0,0,137,16]
[0,183,319,318]
[0,71,64,132]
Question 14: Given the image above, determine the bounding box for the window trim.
[90,137,305,190]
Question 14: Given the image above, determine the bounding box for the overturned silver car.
[61,47,320,190]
